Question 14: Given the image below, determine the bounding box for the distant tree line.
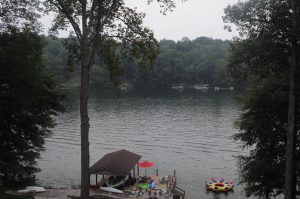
[43,36,234,89]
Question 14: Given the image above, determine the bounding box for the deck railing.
[169,183,185,199]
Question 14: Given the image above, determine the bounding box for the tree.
[42,36,232,89]
[0,28,64,187]
[0,0,42,32]
[43,1,178,198]
[285,0,299,198]
[223,0,300,198]
[233,80,296,198]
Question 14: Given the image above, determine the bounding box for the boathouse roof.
[89,149,141,176]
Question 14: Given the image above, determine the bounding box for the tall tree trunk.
[285,0,298,198]
[80,2,90,198]
[80,47,90,199]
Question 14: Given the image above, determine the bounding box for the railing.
[169,183,185,199]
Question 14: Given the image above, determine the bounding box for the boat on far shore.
[214,86,235,91]
[172,84,185,90]
[194,84,209,90]
[120,83,132,91]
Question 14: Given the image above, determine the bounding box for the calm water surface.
[37,89,248,199]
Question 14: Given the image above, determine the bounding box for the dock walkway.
[34,187,180,199]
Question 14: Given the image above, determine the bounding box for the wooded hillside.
[43,36,233,89]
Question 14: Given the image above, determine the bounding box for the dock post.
[167,175,171,192]
[174,170,176,185]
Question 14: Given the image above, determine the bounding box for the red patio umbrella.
[138,161,155,176]
[138,161,155,168]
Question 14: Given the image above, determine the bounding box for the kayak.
[100,187,124,194]
[17,186,46,193]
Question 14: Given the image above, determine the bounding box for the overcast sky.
[41,0,239,41]
[124,0,239,41]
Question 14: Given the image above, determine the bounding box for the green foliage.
[147,37,231,88]
[234,78,300,198]
[0,0,42,32]
[43,36,232,89]
[42,36,83,88]
[224,0,300,198]
[0,29,64,187]
[234,80,289,198]
[44,0,163,89]
[99,39,124,88]
[42,36,69,72]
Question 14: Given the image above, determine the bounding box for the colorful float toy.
[206,178,234,192]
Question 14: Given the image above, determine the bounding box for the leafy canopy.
[0,28,64,186]
[42,36,231,88]
[224,0,300,198]
[0,0,43,32]
[43,0,181,87]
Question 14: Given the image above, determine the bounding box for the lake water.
[36,88,249,199]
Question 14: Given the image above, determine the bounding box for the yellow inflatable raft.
[206,178,234,192]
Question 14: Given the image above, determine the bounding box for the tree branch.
[89,0,120,45]
[49,0,83,44]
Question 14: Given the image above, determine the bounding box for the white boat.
[18,189,32,194]
[100,187,124,194]
[120,83,132,91]
[172,84,184,90]
[194,84,209,90]
[17,186,46,193]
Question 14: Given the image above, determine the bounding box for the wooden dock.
[63,174,185,199]
[25,168,185,199]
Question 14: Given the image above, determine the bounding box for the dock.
[34,149,186,199]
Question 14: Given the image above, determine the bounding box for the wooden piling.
[174,170,176,185]
[133,166,136,178]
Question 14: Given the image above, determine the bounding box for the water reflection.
[37,88,246,199]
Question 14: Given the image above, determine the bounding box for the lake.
[36,88,248,199]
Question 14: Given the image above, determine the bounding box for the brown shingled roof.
[89,149,141,176]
